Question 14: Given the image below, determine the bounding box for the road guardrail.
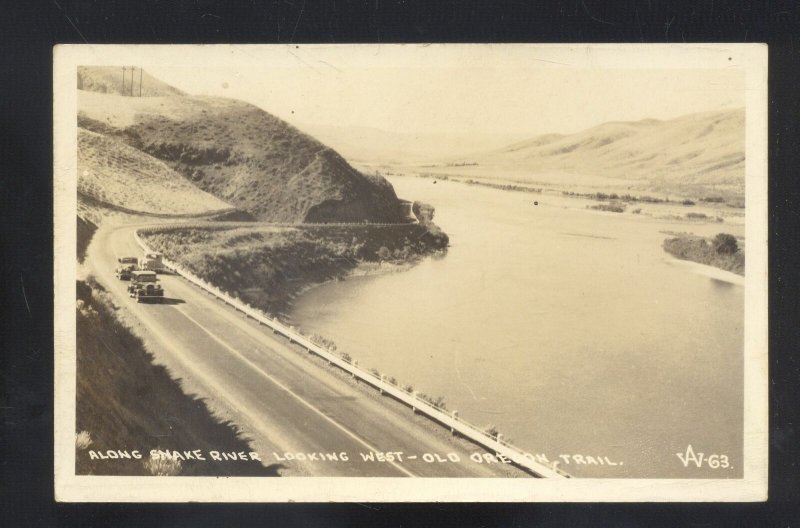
[134,226,570,478]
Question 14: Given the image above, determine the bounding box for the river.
[291,176,744,478]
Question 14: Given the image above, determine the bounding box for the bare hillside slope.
[77,67,406,223]
[455,109,745,198]
[78,127,232,215]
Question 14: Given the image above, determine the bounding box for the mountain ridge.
[77,67,407,224]
[443,108,745,199]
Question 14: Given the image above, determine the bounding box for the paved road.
[85,222,530,478]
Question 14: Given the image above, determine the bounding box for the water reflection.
[710,277,735,289]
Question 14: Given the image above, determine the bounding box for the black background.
[1,1,798,526]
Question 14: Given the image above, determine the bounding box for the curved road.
[85,222,531,478]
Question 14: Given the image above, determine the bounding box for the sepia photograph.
[53,44,768,502]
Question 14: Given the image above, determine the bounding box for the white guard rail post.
[134,227,569,478]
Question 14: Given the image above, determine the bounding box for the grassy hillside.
[76,280,282,476]
[78,128,232,215]
[447,109,745,200]
[77,67,407,224]
[77,65,185,97]
[140,222,448,318]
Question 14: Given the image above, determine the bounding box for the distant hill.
[450,109,745,199]
[77,66,407,223]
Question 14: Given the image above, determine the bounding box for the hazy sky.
[141,45,746,139]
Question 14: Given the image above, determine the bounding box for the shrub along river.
[290,176,744,478]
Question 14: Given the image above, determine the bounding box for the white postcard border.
[54,43,768,502]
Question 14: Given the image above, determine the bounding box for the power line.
[121,66,144,96]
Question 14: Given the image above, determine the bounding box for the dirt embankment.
[76,216,97,264]
[75,279,282,476]
[140,222,448,319]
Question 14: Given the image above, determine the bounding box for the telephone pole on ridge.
[121,66,144,96]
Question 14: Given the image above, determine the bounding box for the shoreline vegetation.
[139,203,448,320]
[76,278,282,476]
[384,170,745,209]
[662,233,745,276]
[378,171,741,226]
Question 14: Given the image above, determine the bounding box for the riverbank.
[139,219,448,320]
[664,257,745,285]
[366,171,746,229]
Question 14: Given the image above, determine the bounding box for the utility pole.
[139,67,143,97]
[122,66,126,95]
[130,67,135,97]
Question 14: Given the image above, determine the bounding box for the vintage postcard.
[54,44,768,502]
